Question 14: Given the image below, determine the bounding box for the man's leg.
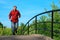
[11,22,15,35]
[13,22,17,33]
[15,22,18,33]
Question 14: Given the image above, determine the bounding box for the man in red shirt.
[9,6,21,35]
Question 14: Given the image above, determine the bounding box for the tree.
[0,22,3,28]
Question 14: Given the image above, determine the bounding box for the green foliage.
[0,28,12,36]
[0,28,3,36]
[0,22,3,28]
[3,28,12,36]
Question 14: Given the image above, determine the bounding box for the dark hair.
[13,6,17,8]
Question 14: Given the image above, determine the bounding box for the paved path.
[0,34,53,40]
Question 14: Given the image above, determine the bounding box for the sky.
[0,0,60,28]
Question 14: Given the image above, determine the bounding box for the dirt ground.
[0,34,53,40]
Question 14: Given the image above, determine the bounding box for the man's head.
[13,6,17,10]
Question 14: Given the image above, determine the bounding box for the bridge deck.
[0,34,52,40]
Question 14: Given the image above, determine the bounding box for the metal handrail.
[22,9,60,39]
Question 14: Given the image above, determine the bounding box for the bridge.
[0,9,60,40]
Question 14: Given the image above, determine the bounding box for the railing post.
[21,26,22,35]
[22,27,24,35]
[51,11,53,39]
[28,22,29,35]
[35,16,37,34]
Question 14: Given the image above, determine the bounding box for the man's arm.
[9,11,12,20]
[18,11,21,18]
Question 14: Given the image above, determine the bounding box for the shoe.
[13,32,15,35]
[15,28,17,33]
[16,30,17,33]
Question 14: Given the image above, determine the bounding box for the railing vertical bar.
[22,26,24,35]
[51,11,53,39]
[28,22,29,35]
[21,26,22,35]
[35,16,37,34]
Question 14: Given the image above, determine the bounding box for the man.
[9,6,21,35]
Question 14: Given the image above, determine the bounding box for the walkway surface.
[0,34,53,40]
